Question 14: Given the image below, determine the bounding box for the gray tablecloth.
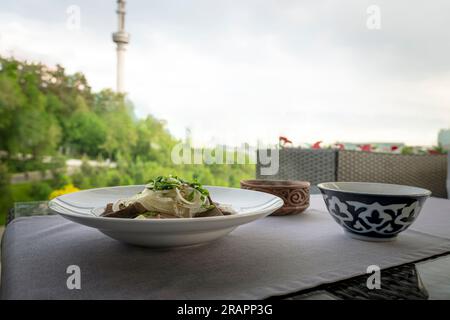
[2,196,450,300]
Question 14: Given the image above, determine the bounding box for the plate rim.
[49,185,284,224]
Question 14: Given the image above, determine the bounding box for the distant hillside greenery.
[0,56,254,224]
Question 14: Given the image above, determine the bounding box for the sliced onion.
[112,184,212,218]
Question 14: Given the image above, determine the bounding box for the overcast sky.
[1,0,449,146]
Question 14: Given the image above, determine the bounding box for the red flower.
[335,143,345,150]
[359,144,372,152]
[312,141,322,149]
[279,136,293,145]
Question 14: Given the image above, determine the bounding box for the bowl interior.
[318,182,431,197]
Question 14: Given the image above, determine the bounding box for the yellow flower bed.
[49,184,80,200]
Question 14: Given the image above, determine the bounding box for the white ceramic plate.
[49,185,283,248]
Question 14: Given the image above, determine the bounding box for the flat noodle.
[101,202,147,218]
[101,176,236,219]
[195,206,224,217]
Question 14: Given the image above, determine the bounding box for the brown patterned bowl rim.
[240,179,310,188]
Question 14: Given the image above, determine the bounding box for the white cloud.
[1,1,450,147]
[0,12,115,90]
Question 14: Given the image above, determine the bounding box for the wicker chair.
[337,150,448,198]
[256,149,337,194]
[256,148,448,198]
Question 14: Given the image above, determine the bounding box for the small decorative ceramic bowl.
[240,180,310,215]
[317,182,431,241]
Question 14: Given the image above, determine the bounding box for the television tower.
[112,0,130,93]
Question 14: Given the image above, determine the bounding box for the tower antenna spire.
[112,0,130,93]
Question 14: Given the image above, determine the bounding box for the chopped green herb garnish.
[146,175,210,197]
[201,204,216,210]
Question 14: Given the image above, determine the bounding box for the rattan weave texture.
[256,149,448,198]
[256,149,337,186]
[337,150,447,198]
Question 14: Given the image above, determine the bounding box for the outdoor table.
[1,195,450,300]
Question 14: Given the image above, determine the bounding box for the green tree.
[10,110,62,158]
[0,162,12,224]
[134,116,176,163]
[0,69,26,153]
[65,111,107,156]
[101,104,137,159]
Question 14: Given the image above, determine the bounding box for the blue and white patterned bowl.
[318,182,431,241]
